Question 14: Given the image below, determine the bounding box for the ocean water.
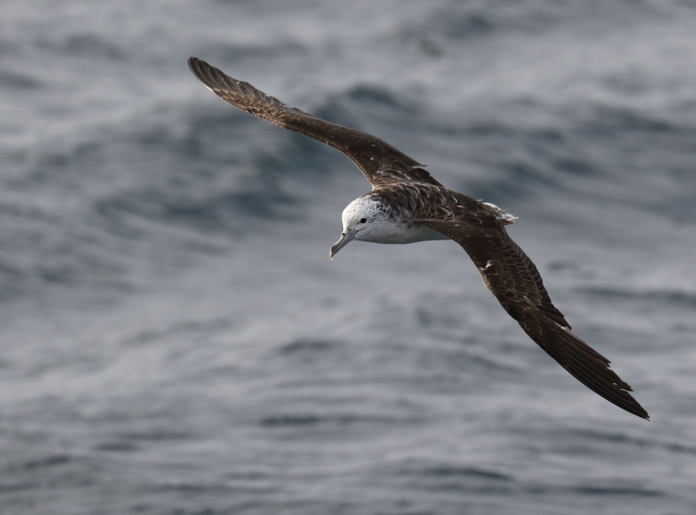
[1,0,696,513]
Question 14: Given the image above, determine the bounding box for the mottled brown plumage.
[188,57,649,420]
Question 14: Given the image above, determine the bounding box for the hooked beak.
[329,229,356,259]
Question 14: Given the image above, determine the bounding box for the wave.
[2,75,694,303]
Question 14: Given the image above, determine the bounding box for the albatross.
[188,57,649,420]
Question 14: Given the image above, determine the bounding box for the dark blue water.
[1,1,696,513]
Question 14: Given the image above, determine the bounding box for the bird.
[188,57,649,420]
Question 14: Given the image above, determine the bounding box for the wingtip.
[188,56,207,77]
[187,57,223,94]
[614,389,650,420]
[627,402,650,420]
[636,406,651,421]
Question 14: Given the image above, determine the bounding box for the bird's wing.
[421,216,649,420]
[188,57,442,188]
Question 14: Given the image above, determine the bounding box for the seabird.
[188,57,649,420]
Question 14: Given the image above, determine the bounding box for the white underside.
[358,222,449,244]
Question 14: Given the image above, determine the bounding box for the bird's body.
[335,192,450,248]
[188,57,649,420]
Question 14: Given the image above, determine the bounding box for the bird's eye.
[360,218,367,224]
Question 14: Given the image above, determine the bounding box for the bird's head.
[330,195,388,259]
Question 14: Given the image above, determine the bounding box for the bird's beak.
[329,229,356,259]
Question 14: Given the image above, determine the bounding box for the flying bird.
[188,57,649,420]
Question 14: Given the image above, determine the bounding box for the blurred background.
[1,0,695,513]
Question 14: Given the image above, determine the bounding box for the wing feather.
[421,218,649,420]
[188,57,441,188]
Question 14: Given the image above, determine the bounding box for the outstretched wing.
[421,217,649,420]
[188,57,441,188]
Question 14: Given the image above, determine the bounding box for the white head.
[329,195,389,258]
